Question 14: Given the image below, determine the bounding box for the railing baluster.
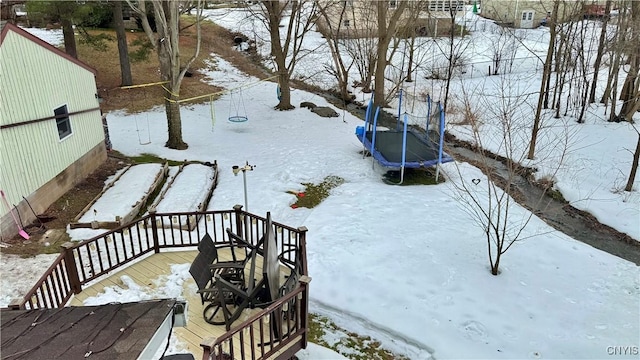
[259,317,265,358]
[250,321,256,360]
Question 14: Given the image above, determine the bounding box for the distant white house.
[0,23,106,240]
[316,0,465,38]
[481,0,589,28]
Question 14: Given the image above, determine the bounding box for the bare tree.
[431,2,470,114]
[251,0,318,110]
[528,0,559,160]
[486,25,519,76]
[450,76,569,275]
[399,1,428,83]
[372,0,408,108]
[317,0,355,102]
[588,0,612,104]
[126,0,202,149]
[617,1,640,122]
[112,1,132,86]
[343,4,378,93]
[626,126,640,191]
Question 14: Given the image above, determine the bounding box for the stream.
[332,99,640,266]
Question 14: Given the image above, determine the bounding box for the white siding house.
[481,0,586,28]
[0,23,106,240]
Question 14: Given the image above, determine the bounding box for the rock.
[300,101,317,109]
[311,106,339,118]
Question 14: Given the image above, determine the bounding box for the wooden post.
[61,242,82,294]
[8,299,23,310]
[233,204,244,239]
[297,226,308,276]
[200,336,217,359]
[150,208,160,254]
[298,276,312,350]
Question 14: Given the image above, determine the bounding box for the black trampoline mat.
[365,131,440,163]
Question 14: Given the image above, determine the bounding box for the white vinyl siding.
[0,29,104,210]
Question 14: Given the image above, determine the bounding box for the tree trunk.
[61,17,77,59]
[528,1,559,160]
[276,71,294,110]
[157,4,186,149]
[125,0,201,150]
[265,1,294,110]
[618,1,640,121]
[372,0,407,108]
[626,134,640,192]
[617,54,639,121]
[159,41,187,149]
[406,37,415,82]
[164,94,187,149]
[373,1,388,108]
[601,5,629,106]
[362,59,375,92]
[589,0,611,104]
[373,41,387,106]
[113,1,133,86]
[443,12,456,113]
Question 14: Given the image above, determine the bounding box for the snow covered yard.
[97,67,638,358]
[3,8,638,360]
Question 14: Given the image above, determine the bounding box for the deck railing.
[201,276,310,360]
[9,206,309,360]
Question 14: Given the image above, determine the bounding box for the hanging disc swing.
[228,88,248,123]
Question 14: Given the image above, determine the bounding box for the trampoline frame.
[355,93,453,183]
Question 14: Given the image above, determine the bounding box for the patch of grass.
[382,168,444,186]
[547,188,566,202]
[288,176,345,209]
[536,177,566,202]
[129,153,184,166]
[309,313,409,360]
[1,231,70,258]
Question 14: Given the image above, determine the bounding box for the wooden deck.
[69,249,298,360]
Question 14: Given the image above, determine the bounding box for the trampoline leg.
[435,164,440,182]
[400,166,405,185]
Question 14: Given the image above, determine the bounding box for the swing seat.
[228,115,248,123]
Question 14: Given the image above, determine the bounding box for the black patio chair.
[189,250,238,325]
[198,233,247,285]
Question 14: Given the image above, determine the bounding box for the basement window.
[54,105,72,140]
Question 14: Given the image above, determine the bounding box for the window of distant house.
[389,0,397,9]
[54,105,72,140]
[343,19,350,27]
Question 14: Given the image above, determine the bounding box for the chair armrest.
[196,288,218,295]
[225,228,251,247]
[209,262,245,270]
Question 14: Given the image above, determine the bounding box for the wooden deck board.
[66,250,301,360]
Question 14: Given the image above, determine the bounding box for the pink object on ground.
[0,190,30,240]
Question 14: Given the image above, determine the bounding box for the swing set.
[227,88,248,123]
[121,74,280,135]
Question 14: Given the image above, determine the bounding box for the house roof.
[0,299,176,359]
[0,22,97,75]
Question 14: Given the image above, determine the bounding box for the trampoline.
[355,94,453,183]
